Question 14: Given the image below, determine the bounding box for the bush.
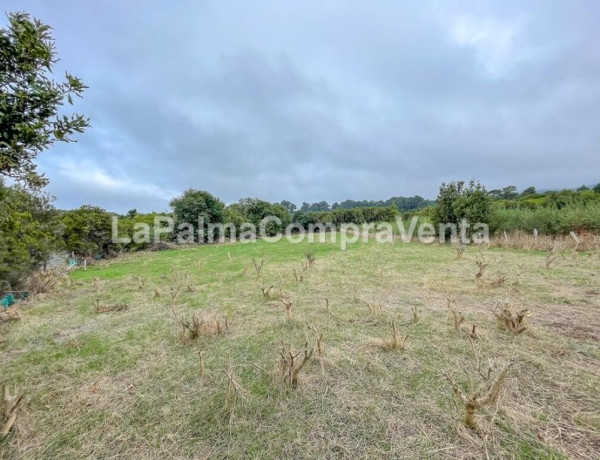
[296,206,397,228]
[113,212,173,250]
[432,181,491,237]
[170,189,225,241]
[490,202,600,235]
[228,198,292,237]
[59,206,115,257]
[0,183,59,287]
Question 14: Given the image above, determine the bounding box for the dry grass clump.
[444,361,515,429]
[1,385,24,439]
[474,258,487,284]
[490,273,508,288]
[252,258,264,279]
[381,318,408,350]
[260,274,285,300]
[136,276,146,290]
[279,340,314,388]
[293,262,309,282]
[445,295,465,333]
[309,325,324,356]
[305,251,315,268]
[513,263,525,285]
[0,308,21,324]
[25,267,71,294]
[281,299,293,320]
[171,306,227,341]
[261,285,274,299]
[92,299,129,313]
[493,302,532,334]
[453,241,466,259]
[411,306,419,323]
[223,359,246,428]
[545,251,559,269]
[367,302,382,316]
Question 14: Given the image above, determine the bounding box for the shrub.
[432,181,492,237]
[170,189,225,241]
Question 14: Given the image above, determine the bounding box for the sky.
[3,1,600,213]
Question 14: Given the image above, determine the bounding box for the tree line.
[286,196,435,213]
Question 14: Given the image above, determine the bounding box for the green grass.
[1,238,599,459]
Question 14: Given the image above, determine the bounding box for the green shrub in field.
[228,198,291,236]
[60,206,115,257]
[432,180,492,237]
[0,182,59,286]
[298,206,397,227]
[490,202,600,235]
[170,189,225,240]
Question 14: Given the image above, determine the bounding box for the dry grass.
[493,302,532,334]
[0,308,21,324]
[1,239,599,459]
[281,299,293,321]
[489,230,600,252]
[92,299,129,314]
[279,340,314,388]
[381,318,408,350]
[171,305,226,341]
[24,267,72,294]
[444,361,515,429]
[1,385,24,440]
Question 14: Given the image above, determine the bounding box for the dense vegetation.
[488,188,600,234]
[293,195,434,213]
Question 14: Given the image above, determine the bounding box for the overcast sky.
[4,1,599,213]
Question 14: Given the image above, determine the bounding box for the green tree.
[279,200,297,213]
[0,180,59,287]
[488,189,502,200]
[433,181,464,226]
[223,206,245,238]
[593,183,600,193]
[521,186,536,196]
[432,180,491,237]
[60,205,114,257]
[230,198,291,236]
[170,189,225,240]
[0,12,89,188]
[501,186,518,200]
[308,201,330,212]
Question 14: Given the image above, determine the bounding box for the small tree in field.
[170,189,225,241]
[432,180,491,238]
[0,12,89,188]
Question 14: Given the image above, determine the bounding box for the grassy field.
[1,238,599,459]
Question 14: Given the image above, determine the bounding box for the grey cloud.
[2,0,599,212]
